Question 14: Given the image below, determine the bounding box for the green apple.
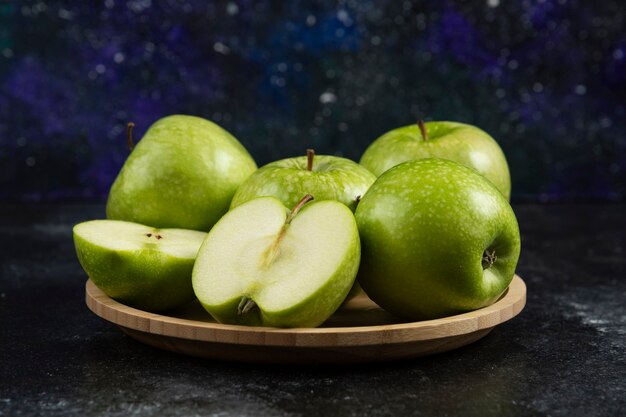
[230,149,376,212]
[107,115,257,231]
[74,220,206,312]
[192,195,361,328]
[355,158,520,321]
[360,120,511,199]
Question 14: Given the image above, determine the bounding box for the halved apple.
[73,220,206,312]
[192,196,360,328]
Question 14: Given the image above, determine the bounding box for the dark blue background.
[1,0,625,202]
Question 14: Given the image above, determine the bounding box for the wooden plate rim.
[85,275,526,347]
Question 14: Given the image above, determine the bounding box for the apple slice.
[192,196,360,328]
[73,220,206,312]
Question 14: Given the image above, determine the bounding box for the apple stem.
[417,120,428,141]
[237,296,257,315]
[355,195,361,208]
[127,122,135,151]
[286,194,314,225]
[260,195,315,268]
[306,149,315,171]
[482,249,497,270]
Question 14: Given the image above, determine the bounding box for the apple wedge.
[73,220,206,312]
[192,196,360,328]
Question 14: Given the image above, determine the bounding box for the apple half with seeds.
[192,195,360,328]
[73,220,206,312]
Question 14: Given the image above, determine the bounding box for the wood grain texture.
[85,275,526,363]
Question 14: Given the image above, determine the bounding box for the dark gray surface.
[1,204,624,417]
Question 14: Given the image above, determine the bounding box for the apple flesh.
[230,150,375,212]
[74,220,206,312]
[192,196,361,328]
[360,121,511,200]
[355,158,521,321]
[107,115,257,231]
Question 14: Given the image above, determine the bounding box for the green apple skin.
[192,197,361,328]
[360,121,511,200]
[107,115,257,231]
[355,159,520,321]
[73,220,206,312]
[229,155,376,212]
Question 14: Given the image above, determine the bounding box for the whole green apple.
[355,158,520,321]
[193,195,360,327]
[107,115,257,231]
[230,149,375,212]
[360,121,511,200]
[74,219,206,312]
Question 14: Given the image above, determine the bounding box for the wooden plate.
[85,275,526,364]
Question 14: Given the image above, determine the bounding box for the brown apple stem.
[307,148,315,171]
[417,119,428,141]
[354,195,361,208]
[261,195,314,268]
[482,249,497,270]
[286,194,314,224]
[237,296,257,315]
[127,122,135,151]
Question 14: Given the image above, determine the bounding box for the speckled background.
[0,1,624,202]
